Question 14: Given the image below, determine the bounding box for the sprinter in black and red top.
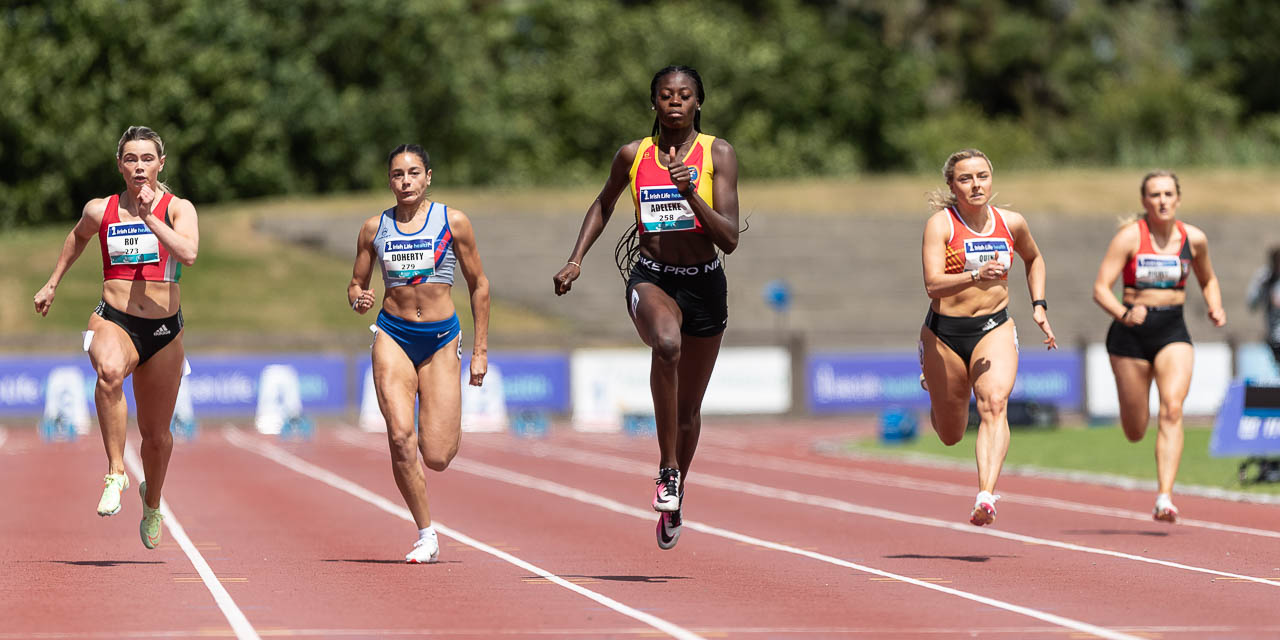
[1092,170,1225,524]
[920,149,1056,527]
[34,126,199,550]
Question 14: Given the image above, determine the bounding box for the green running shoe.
[138,482,164,549]
[96,473,129,517]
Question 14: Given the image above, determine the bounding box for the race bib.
[638,185,696,232]
[106,222,160,265]
[383,238,434,280]
[962,238,1012,272]
[1134,254,1185,288]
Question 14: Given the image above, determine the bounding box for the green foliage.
[3,0,1279,228]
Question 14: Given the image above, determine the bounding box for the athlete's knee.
[1158,400,1184,426]
[651,332,681,365]
[95,361,128,391]
[975,391,1009,418]
[678,410,702,434]
[421,444,458,472]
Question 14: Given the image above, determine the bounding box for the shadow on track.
[322,559,464,565]
[44,560,166,567]
[1061,529,1170,537]
[883,554,1016,563]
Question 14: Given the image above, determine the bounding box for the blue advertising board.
[1210,381,1280,457]
[356,351,570,413]
[806,350,1082,413]
[0,353,350,417]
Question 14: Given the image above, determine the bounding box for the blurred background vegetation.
[4,0,1280,228]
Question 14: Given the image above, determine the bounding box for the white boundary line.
[222,428,704,640]
[812,442,1280,505]
[705,448,1280,539]
[454,436,1280,588]
[122,446,260,640]
[326,430,1143,640]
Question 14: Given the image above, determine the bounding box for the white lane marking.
[223,428,704,640]
[456,437,1280,588]
[123,446,261,640]
[812,443,1280,506]
[6,624,1280,639]
[331,430,1142,640]
[702,448,1280,539]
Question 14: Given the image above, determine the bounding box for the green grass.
[851,423,1280,496]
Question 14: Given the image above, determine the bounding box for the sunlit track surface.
[7,422,1280,640]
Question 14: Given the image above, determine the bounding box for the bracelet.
[970,270,980,282]
[566,261,581,269]
[351,298,360,311]
[1031,299,1047,310]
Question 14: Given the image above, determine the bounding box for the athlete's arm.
[141,186,199,265]
[347,216,379,314]
[684,137,739,254]
[1093,224,1138,324]
[450,209,490,386]
[921,211,991,299]
[553,141,639,296]
[33,198,106,317]
[1008,210,1056,348]
[1187,224,1226,327]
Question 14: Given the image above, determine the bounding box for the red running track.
[2,420,1278,639]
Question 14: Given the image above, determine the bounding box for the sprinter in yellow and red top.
[1093,171,1225,524]
[919,149,1056,528]
[33,126,200,551]
[553,65,740,552]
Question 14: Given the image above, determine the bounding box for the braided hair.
[615,66,706,282]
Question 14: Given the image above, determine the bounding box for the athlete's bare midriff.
[933,281,1009,317]
[383,282,456,323]
[638,231,718,265]
[101,279,180,318]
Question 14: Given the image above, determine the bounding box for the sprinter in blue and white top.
[347,144,490,564]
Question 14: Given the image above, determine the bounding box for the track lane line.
[455,436,1280,588]
[122,446,261,640]
[222,428,704,640]
[677,446,1280,539]
[327,430,1143,640]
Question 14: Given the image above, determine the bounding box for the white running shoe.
[970,492,999,527]
[1153,495,1179,523]
[657,509,682,550]
[96,473,129,517]
[405,536,439,564]
[653,467,681,512]
[138,481,164,550]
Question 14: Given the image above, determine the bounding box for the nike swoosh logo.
[437,332,450,338]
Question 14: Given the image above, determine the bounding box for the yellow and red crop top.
[628,133,715,234]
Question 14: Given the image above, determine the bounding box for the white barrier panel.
[1086,342,1232,418]
[255,364,304,435]
[42,366,91,436]
[461,363,508,433]
[171,373,196,430]
[358,368,384,432]
[571,347,791,432]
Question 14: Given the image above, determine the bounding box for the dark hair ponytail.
[649,65,705,136]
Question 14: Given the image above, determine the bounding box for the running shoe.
[405,536,439,564]
[1153,497,1179,524]
[96,472,129,517]
[652,467,681,512]
[970,494,999,527]
[138,482,164,549]
[656,509,682,550]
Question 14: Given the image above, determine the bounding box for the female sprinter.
[920,149,1056,527]
[33,126,199,549]
[552,65,740,550]
[1092,171,1225,523]
[348,144,490,563]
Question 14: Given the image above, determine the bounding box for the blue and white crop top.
[373,202,457,288]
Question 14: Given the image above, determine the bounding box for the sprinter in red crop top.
[919,149,1057,528]
[33,126,199,550]
[553,65,740,551]
[1092,170,1225,524]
